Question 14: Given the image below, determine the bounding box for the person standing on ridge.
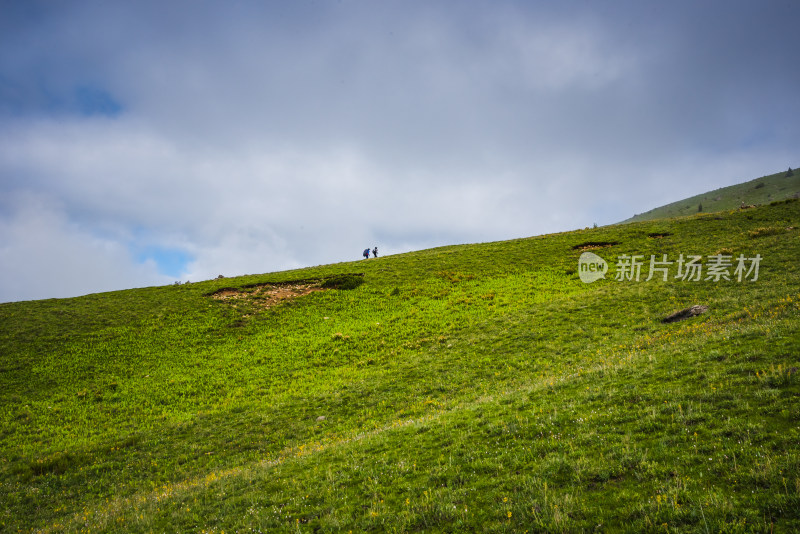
[372,247,378,258]
[363,248,370,259]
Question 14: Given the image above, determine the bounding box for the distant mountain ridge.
[622,166,799,223]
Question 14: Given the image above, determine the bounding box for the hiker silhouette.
[372,247,378,258]
[363,248,370,259]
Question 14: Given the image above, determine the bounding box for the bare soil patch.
[211,283,325,310]
[571,241,621,251]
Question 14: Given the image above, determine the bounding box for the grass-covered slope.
[623,167,800,223]
[1,200,799,533]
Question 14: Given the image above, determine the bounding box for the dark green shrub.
[320,273,365,290]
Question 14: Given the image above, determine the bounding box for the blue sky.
[1,0,798,302]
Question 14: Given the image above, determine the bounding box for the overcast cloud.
[1,0,798,302]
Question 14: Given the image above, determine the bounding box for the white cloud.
[0,192,172,302]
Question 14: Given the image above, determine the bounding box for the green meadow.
[1,199,799,532]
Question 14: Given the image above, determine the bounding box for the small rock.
[662,305,709,323]
[316,416,326,422]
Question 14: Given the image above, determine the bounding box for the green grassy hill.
[2,199,799,532]
[622,167,800,223]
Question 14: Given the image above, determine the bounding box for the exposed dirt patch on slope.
[571,241,621,251]
[211,283,325,310]
[209,274,364,311]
